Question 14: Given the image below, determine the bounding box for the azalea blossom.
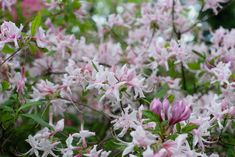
[150,98,191,125]
[203,0,228,14]
[0,0,16,11]
[72,124,96,148]
[0,21,23,48]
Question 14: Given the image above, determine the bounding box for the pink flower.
[31,80,61,100]
[150,98,169,121]
[1,0,16,11]
[0,21,23,48]
[203,0,228,14]
[35,27,48,48]
[209,62,231,85]
[130,126,157,147]
[22,0,43,17]
[150,99,191,125]
[169,101,191,125]
[107,14,129,28]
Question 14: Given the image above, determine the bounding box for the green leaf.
[103,139,125,150]
[154,84,169,99]
[17,101,44,113]
[192,50,206,60]
[72,1,81,10]
[91,61,99,72]
[0,112,15,129]
[21,114,51,128]
[176,123,181,133]
[188,62,200,70]
[28,42,38,54]
[143,110,160,123]
[1,80,10,91]
[2,44,15,54]
[0,105,14,112]
[139,97,151,105]
[31,12,41,36]
[181,123,198,133]
[167,95,175,103]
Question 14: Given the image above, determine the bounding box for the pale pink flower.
[1,0,16,11]
[209,62,231,85]
[107,14,128,28]
[203,0,228,14]
[0,21,23,48]
[211,27,227,47]
[130,126,157,147]
[111,106,139,137]
[31,80,61,100]
[35,27,48,48]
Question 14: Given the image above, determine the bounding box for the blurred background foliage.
[209,0,235,29]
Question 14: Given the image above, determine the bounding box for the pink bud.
[16,65,25,93]
[162,99,169,120]
[150,98,162,119]
[170,101,191,125]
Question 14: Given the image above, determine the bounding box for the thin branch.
[0,48,22,67]
[171,0,180,40]
[181,62,187,90]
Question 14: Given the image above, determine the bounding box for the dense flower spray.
[0,0,235,157]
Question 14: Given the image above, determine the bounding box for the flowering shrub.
[0,0,235,156]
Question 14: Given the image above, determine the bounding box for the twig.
[181,62,187,90]
[0,48,22,67]
[171,0,180,40]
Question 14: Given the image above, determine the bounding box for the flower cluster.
[0,0,235,157]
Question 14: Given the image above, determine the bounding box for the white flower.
[122,143,135,157]
[142,146,154,157]
[61,135,75,157]
[84,145,111,157]
[72,124,95,148]
[25,128,60,157]
[53,119,64,132]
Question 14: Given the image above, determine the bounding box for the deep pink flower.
[150,98,169,121]
[22,0,43,17]
[169,101,191,125]
[150,99,191,125]
[150,98,162,117]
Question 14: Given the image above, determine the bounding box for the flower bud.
[169,101,191,125]
[150,98,162,118]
